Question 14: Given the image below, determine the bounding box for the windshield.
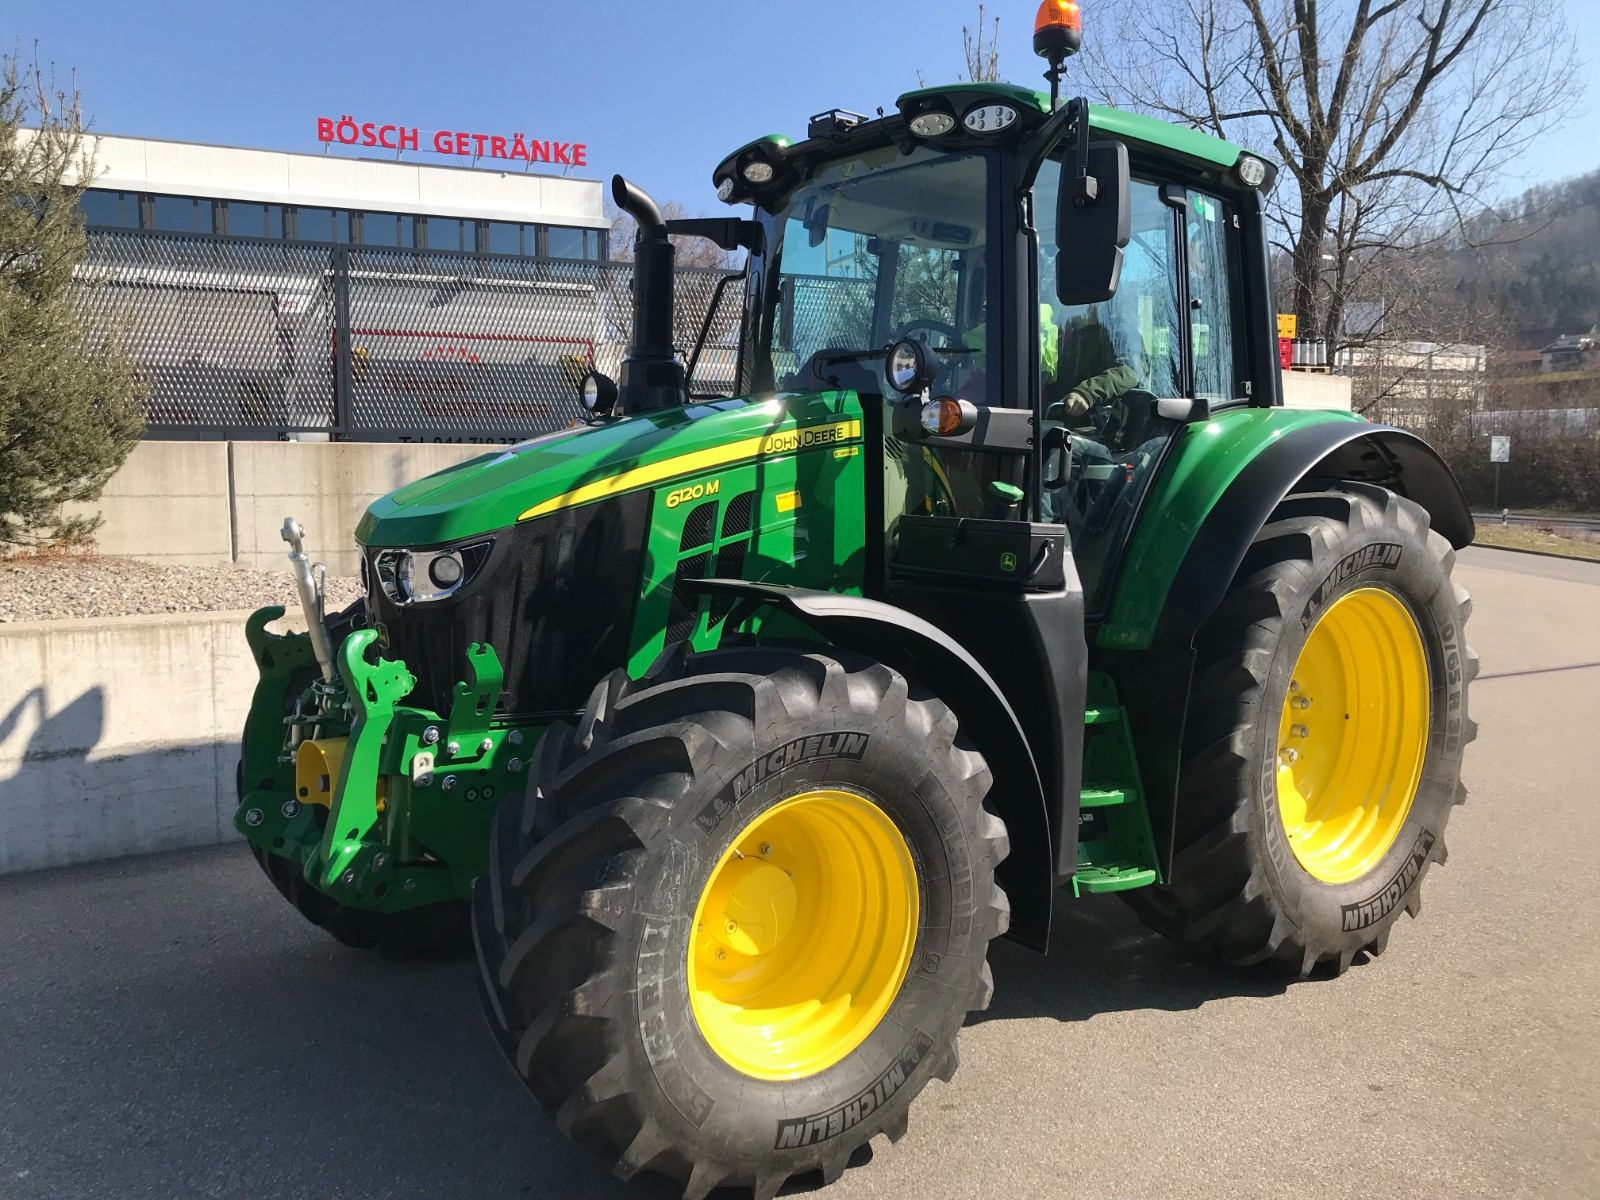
[754,144,995,405]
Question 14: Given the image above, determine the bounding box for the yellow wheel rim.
[1276,587,1430,884]
[687,789,919,1081]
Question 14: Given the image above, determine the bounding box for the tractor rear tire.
[241,603,470,958]
[1123,482,1478,976]
[473,644,1009,1199]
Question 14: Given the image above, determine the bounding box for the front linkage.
[234,529,537,920]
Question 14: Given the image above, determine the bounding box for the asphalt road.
[2,545,1596,1200]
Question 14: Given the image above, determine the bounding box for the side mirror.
[1155,396,1210,423]
[1054,141,1130,306]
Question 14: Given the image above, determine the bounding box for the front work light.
[1034,0,1083,61]
[885,339,938,394]
[1234,154,1270,189]
[742,160,775,184]
[963,104,1018,133]
[909,111,957,137]
[580,370,618,417]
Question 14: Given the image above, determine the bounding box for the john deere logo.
[999,552,1017,572]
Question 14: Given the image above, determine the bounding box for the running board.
[1070,672,1161,897]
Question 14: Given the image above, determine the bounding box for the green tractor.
[235,7,1477,1196]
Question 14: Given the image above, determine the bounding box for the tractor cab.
[702,85,1281,617]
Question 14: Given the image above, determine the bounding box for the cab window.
[1186,191,1247,404]
[1035,161,1186,608]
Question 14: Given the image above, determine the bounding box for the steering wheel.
[891,318,963,345]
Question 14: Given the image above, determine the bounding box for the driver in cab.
[1047,309,1140,426]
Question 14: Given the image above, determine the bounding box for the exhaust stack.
[612,175,687,413]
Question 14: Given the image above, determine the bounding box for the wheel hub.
[1275,586,1430,884]
[687,788,919,1081]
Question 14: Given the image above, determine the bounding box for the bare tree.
[607,199,740,271]
[1083,0,1584,362]
[964,5,1003,82]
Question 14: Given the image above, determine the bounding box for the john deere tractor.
[234,5,1477,1195]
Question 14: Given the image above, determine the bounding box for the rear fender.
[691,580,1055,952]
[1099,419,1474,879]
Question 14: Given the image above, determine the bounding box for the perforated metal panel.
[78,231,339,430]
[77,228,744,440]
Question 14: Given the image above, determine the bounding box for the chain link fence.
[77,228,744,442]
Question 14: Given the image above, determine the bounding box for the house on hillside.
[1541,326,1598,374]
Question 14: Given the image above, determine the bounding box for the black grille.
[722,491,756,539]
[366,492,651,720]
[681,500,717,550]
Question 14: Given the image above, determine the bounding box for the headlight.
[373,539,493,605]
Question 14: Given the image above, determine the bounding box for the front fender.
[692,580,1055,953]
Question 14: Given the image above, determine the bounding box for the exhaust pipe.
[613,175,687,413]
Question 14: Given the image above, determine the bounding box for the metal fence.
[76,228,745,442]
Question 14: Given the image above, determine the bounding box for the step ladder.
[1070,672,1161,896]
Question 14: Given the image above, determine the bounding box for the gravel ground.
[0,556,364,623]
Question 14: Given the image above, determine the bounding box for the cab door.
[1033,158,1252,616]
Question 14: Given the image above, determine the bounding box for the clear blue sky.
[8,0,1597,217]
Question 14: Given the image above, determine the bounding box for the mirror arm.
[663,217,764,254]
[1069,99,1098,206]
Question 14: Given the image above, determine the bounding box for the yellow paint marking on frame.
[775,490,801,513]
[517,419,861,521]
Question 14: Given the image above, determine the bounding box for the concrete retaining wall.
[229,442,489,574]
[79,440,490,575]
[66,441,235,567]
[0,610,264,875]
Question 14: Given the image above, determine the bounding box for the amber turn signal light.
[919,397,978,437]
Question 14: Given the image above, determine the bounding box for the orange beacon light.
[1034,0,1084,62]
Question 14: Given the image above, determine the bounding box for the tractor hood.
[355,391,863,548]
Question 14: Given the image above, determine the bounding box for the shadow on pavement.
[0,845,1297,1200]
[972,889,1291,1026]
[0,845,661,1200]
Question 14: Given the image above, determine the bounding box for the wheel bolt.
[1289,679,1299,692]
[726,920,738,932]
[715,949,726,961]
[1292,696,1312,709]
[759,842,772,856]
[1292,724,1309,738]
[1282,748,1299,763]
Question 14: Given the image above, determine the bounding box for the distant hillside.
[1450,168,1600,343]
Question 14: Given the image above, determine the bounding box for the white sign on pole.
[1489,435,1511,463]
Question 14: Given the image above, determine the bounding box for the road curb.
[1467,540,1599,563]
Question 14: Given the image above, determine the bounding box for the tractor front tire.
[474,645,1009,1199]
[1124,482,1478,976]
[241,603,470,958]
